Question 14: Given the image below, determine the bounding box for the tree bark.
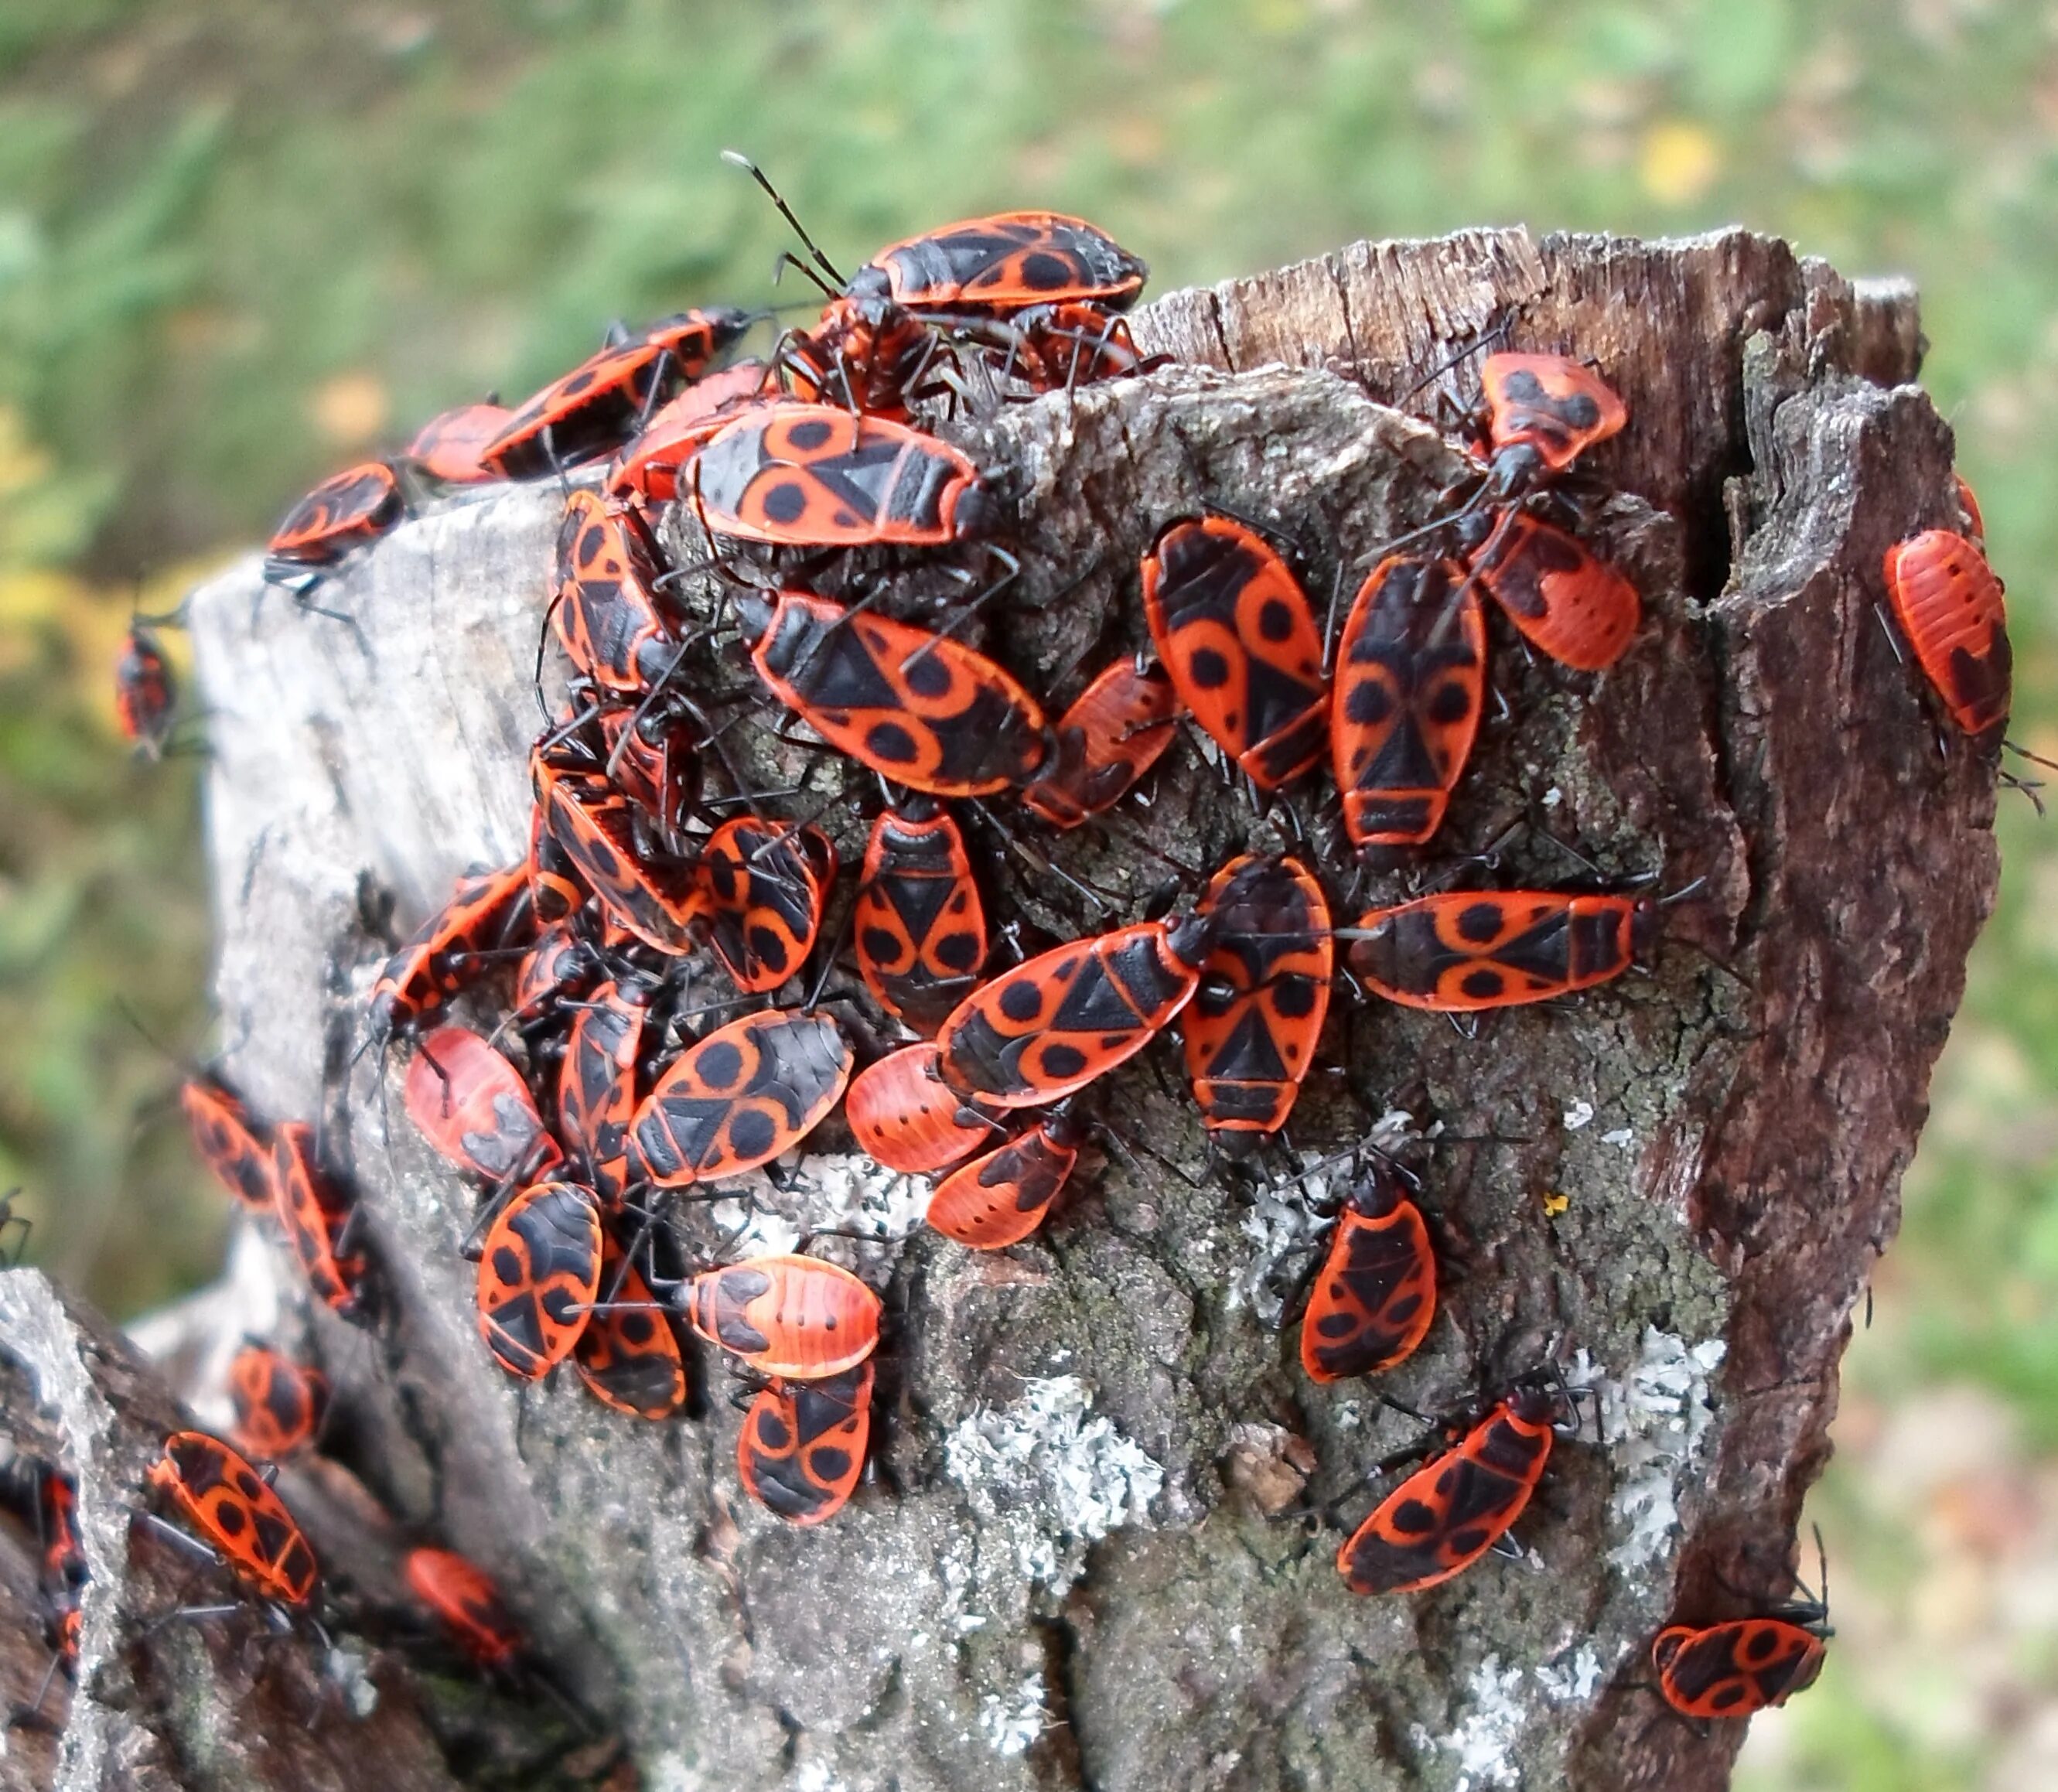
[0,227,1993,1791]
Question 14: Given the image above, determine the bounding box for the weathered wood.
[1,226,1992,1790]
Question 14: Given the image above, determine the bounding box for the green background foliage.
[2,2,2051,1782]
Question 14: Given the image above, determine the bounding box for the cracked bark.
[0,228,1993,1791]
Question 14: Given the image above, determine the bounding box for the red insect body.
[1652,1612,1830,1720]
[854,800,988,1032]
[147,1431,318,1607]
[404,1025,562,1186]
[627,1012,853,1190]
[694,405,997,548]
[264,461,404,579]
[684,1254,881,1380]
[556,978,652,1209]
[575,1229,689,1420]
[534,752,707,954]
[738,1362,875,1526]
[925,1108,1086,1249]
[181,1075,275,1213]
[698,818,835,995]
[271,1122,368,1319]
[408,404,515,484]
[848,212,1147,319]
[737,590,1048,797]
[1020,659,1182,828]
[405,1547,527,1671]
[845,1042,996,1175]
[1183,855,1332,1142]
[1475,353,1628,491]
[475,1179,602,1381]
[605,360,769,502]
[1336,1389,1559,1595]
[1456,511,1639,672]
[1299,1169,1437,1381]
[114,623,177,757]
[1330,555,1485,847]
[1347,890,1655,1012]
[480,308,755,480]
[551,489,676,695]
[935,914,1215,1108]
[227,1344,329,1459]
[368,861,534,1044]
[1141,517,1329,790]
[1881,527,2010,744]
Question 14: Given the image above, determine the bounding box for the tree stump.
[0,228,1994,1792]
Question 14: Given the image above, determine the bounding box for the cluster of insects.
[78,162,2019,1743]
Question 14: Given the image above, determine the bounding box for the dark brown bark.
[0,227,1992,1790]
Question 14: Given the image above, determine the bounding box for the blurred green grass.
[2,3,2054,1783]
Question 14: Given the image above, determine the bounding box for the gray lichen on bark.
[0,227,1995,1791]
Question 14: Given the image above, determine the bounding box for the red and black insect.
[408,403,515,485]
[1141,517,1329,790]
[367,860,535,1048]
[736,590,1048,797]
[925,1107,1087,1249]
[605,360,769,503]
[404,1025,563,1186]
[1020,658,1183,828]
[264,461,405,586]
[534,749,706,954]
[1882,527,2010,746]
[181,1074,275,1213]
[475,1178,602,1381]
[556,977,654,1208]
[1299,1165,1436,1381]
[1183,855,1332,1145]
[698,817,836,995]
[271,1121,370,1320]
[693,405,999,548]
[1652,1546,1832,1720]
[526,809,588,929]
[1330,555,1485,848]
[114,621,178,759]
[845,1041,996,1176]
[36,1466,86,1671]
[1466,353,1629,500]
[840,210,1148,320]
[1456,511,1639,673]
[935,913,1215,1108]
[682,1254,881,1380]
[1336,1385,1565,1595]
[510,915,602,1022]
[729,157,1146,412]
[479,308,756,480]
[739,1360,875,1526]
[146,1430,319,1608]
[404,1547,527,1671]
[551,488,679,696]
[227,1343,328,1459]
[1347,890,1656,1012]
[575,1227,689,1419]
[854,799,988,1032]
[627,1010,853,1190]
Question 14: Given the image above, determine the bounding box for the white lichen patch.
[1568,1327,1727,1569]
[708,1152,928,1261]
[942,1375,1164,1586]
[1601,1128,1634,1149]
[1562,1100,1596,1131]
[1444,1657,1527,1790]
[979,1674,1050,1757]
[1533,1647,1605,1705]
